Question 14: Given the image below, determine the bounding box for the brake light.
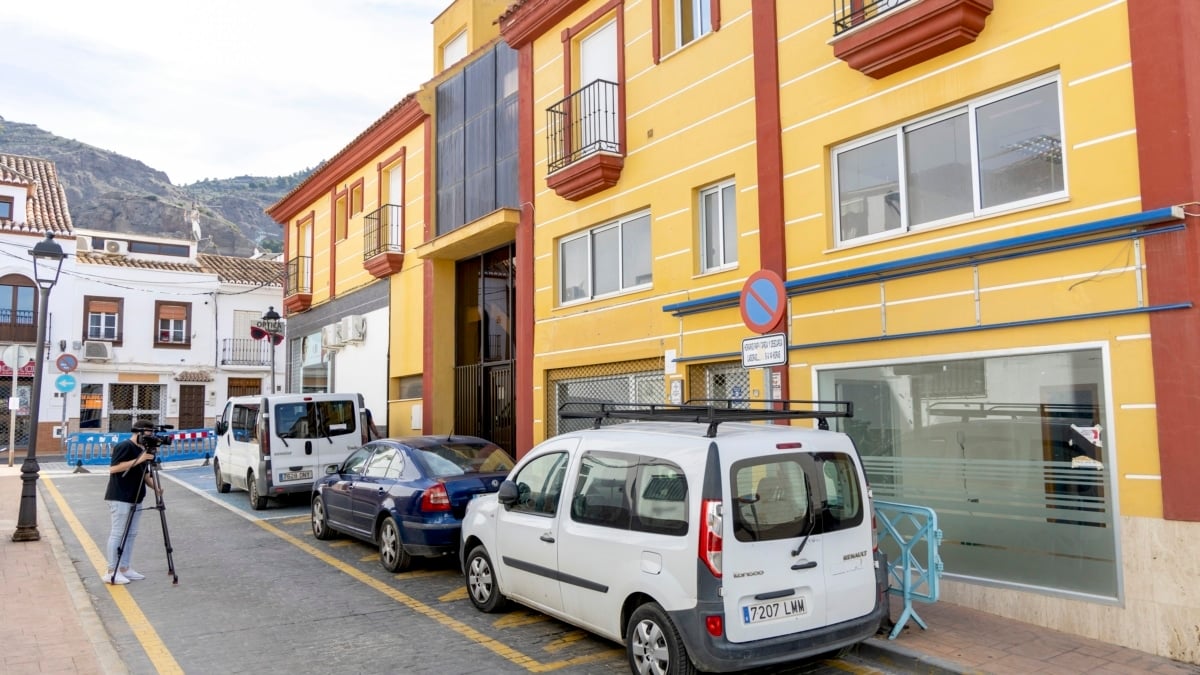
[870,489,878,552]
[704,615,723,637]
[420,483,451,512]
[776,442,803,450]
[698,498,723,577]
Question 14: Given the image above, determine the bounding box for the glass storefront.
[817,348,1117,599]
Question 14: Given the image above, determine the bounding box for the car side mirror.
[497,480,519,506]
[325,464,339,476]
[215,421,228,435]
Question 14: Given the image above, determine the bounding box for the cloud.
[0,0,443,183]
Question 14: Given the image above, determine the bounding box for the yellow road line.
[43,478,184,675]
[255,519,621,672]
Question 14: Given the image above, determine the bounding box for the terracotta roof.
[174,369,214,382]
[197,253,283,286]
[0,153,74,236]
[76,251,202,273]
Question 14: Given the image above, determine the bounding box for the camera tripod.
[115,450,179,585]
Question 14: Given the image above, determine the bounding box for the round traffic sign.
[56,353,78,373]
[55,373,77,393]
[740,270,787,334]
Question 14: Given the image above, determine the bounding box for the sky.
[1,0,447,185]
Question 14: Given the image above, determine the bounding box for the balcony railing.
[0,310,36,344]
[285,256,312,297]
[364,204,404,260]
[546,79,620,173]
[833,0,913,35]
[220,338,273,366]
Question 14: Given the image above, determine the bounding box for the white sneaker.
[105,571,130,585]
[121,568,145,581]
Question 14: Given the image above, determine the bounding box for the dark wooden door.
[178,385,206,430]
[227,378,262,399]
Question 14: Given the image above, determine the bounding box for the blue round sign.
[55,373,77,393]
[740,270,788,334]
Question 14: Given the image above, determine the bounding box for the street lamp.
[261,306,282,394]
[12,232,65,543]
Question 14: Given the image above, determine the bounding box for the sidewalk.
[1,463,1197,675]
[0,463,124,675]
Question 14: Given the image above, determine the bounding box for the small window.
[675,0,713,48]
[570,452,634,529]
[559,211,651,305]
[84,296,122,342]
[833,74,1065,246]
[0,196,13,220]
[155,301,190,346]
[443,30,468,69]
[699,180,737,272]
[509,452,568,516]
[365,447,397,478]
[397,375,423,400]
[231,403,259,443]
[274,400,357,439]
[334,194,348,241]
[350,182,364,216]
[730,453,863,542]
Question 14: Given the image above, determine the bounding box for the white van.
[460,400,888,674]
[214,393,378,510]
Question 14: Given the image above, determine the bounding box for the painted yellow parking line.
[544,631,589,653]
[439,587,468,602]
[255,519,621,672]
[281,516,309,526]
[43,478,184,675]
[495,611,548,629]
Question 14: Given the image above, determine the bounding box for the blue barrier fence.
[64,429,217,466]
[875,500,944,639]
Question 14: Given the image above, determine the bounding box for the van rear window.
[730,452,863,542]
[275,400,357,439]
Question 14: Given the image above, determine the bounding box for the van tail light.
[699,498,723,578]
[420,483,451,512]
[704,615,723,637]
[869,489,879,552]
[259,428,270,455]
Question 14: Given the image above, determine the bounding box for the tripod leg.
[112,500,138,583]
[150,462,179,584]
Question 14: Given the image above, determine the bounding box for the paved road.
[40,463,898,674]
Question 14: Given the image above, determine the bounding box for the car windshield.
[415,441,515,478]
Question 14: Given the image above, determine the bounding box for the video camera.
[134,423,175,450]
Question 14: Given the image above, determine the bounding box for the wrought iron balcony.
[363,204,406,278]
[220,338,273,366]
[0,309,36,343]
[833,0,913,35]
[284,255,313,313]
[546,79,621,173]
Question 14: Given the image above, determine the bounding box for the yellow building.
[498,0,1199,664]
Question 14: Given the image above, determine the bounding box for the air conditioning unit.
[83,340,113,361]
[102,240,128,256]
[76,235,92,252]
[341,315,366,343]
[320,322,344,349]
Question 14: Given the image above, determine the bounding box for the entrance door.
[178,384,206,430]
[454,245,516,452]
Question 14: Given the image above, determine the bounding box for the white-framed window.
[442,31,467,69]
[85,296,121,341]
[155,301,190,345]
[676,0,713,48]
[833,74,1066,246]
[699,180,737,272]
[559,211,652,305]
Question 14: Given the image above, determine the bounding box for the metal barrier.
[874,500,943,639]
[64,429,217,467]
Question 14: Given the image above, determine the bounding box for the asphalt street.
[38,462,901,674]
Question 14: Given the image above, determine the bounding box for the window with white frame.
[155,301,190,346]
[85,296,121,342]
[700,180,737,272]
[834,75,1065,246]
[559,212,651,304]
[675,0,713,48]
[443,31,467,69]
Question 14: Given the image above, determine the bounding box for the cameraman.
[103,420,162,585]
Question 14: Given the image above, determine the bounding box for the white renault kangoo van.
[460,400,888,674]
[214,393,376,510]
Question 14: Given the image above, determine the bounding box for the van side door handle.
[791,560,818,570]
[540,533,555,543]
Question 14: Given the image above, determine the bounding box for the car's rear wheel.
[248,471,267,510]
[378,516,411,573]
[311,495,335,540]
[626,602,695,675]
[465,545,508,613]
[213,459,230,493]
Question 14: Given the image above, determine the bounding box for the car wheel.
[378,516,411,573]
[627,602,695,675]
[311,495,335,540]
[213,459,231,493]
[465,545,508,613]
[248,471,267,510]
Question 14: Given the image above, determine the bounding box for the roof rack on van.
[559,399,854,438]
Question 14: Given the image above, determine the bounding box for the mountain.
[0,116,315,257]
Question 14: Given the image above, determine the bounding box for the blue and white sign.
[54,373,77,393]
[741,333,788,369]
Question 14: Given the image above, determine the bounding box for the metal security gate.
[454,361,514,453]
[108,384,165,432]
[546,357,665,436]
[0,378,31,450]
[689,361,752,406]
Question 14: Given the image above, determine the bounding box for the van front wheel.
[213,460,230,493]
[248,471,267,510]
[626,602,695,675]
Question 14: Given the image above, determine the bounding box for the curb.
[853,636,975,675]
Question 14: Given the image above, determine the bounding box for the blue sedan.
[311,435,515,572]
